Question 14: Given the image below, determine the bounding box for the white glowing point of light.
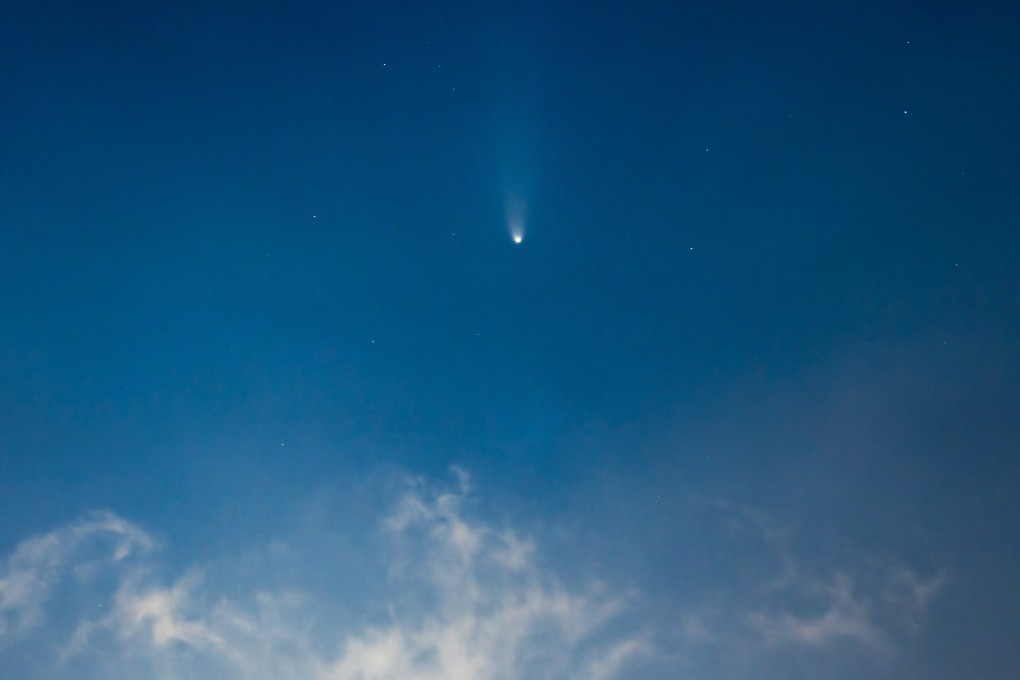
[506,196,526,246]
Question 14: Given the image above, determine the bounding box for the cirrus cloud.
[0,472,648,680]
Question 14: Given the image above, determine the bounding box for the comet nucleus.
[506,196,526,245]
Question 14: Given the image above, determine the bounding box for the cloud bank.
[0,473,646,680]
[0,472,945,679]
[669,498,946,674]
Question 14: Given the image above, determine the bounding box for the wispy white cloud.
[0,473,647,680]
[0,477,947,679]
[584,637,651,680]
[672,501,946,662]
[748,573,885,650]
[0,511,152,643]
[745,562,946,658]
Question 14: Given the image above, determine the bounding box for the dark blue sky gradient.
[2,1,1019,677]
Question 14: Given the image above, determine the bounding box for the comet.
[506,195,526,245]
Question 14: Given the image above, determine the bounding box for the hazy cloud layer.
[667,498,946,676]
[0,474,646,680]
[0,473,943,679]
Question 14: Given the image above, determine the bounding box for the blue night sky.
[2,1,1019,678]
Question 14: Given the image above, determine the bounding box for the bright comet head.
[505,195,526,246]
